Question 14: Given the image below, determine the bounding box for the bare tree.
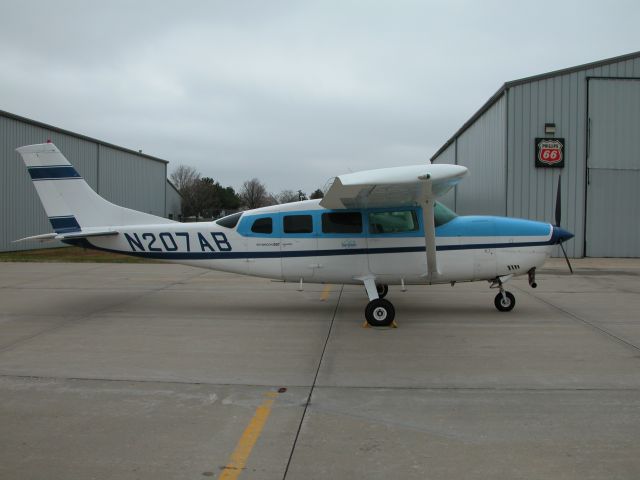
[265,193,278,206]
[170,165,201,218]
[276,189,299,204]
[240,178,269,209]
[170,165,241,220]
[170,165,200,193]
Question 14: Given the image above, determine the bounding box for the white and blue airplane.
[16,142,573,326]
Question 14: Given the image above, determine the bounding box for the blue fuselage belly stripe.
[67,239,554,260]
[437,241,552,251]
[28,165,81,180]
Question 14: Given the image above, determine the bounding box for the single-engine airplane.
[16,142,574,326]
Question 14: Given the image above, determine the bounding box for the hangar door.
[586,78,640,257]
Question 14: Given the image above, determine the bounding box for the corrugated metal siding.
[506,56,640,257]
[506,74,585,258]
[165,181,182,220]
[98,145,166,217]
[453,94,507,216]
[588,79,640,170]
[586,170,640,257]
[0,116,98,251]
[1,112,170,252]
[586,78,640,256]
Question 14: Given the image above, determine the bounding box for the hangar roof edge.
[430,50,640,162]
[166,179,182,197]
[0,108,169,165]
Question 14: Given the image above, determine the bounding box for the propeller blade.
[555,175,562,227]
[559,242,574,274]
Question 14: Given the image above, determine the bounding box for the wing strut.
[420,176,439,282]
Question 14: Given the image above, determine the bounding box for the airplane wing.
[319,164,468,210]
[320,164,468,280]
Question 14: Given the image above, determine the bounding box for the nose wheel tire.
[494,291,516,312]
[376,284,389,299]
[365,298,395,327]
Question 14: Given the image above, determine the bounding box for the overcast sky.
[1,1,639,194]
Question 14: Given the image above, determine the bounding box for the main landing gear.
[359,277,396,327]
[365,297,395,327]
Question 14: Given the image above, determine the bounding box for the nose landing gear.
[494,291,516,312]
[490,276,516,312]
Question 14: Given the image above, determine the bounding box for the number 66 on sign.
[535,138,565,168]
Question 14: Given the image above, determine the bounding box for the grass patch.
[0,246,159,263]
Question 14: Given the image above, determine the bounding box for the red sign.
[535,138,565,168]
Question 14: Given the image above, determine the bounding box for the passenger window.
[251,217,272,234]
[368,211,419,234]
[322,212,362,234]
[283,215,313,234]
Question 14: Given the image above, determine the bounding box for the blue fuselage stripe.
[66,239,554,260]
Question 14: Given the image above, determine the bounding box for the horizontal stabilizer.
[13,233,58,243]
[14,229,119,243]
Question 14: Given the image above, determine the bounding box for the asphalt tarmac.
[1,259,639,479]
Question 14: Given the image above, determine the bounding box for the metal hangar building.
[431,51,640,258]
[1,109,181,253]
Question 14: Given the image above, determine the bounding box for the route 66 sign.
[535,138,565,168]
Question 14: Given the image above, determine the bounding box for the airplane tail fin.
[16,143,174,234]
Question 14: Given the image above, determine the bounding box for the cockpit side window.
[368,210,419,234]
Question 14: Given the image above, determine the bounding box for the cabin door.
[366,209,426,276]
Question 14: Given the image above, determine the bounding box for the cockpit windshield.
[216,211,244,229]
[434,202,457,227]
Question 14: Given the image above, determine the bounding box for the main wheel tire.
[376,284,389,299]
[494,291,516,312]
[365,298,395,327]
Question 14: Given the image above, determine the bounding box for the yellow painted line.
[320,284,332,301]
[219,391,279,480]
